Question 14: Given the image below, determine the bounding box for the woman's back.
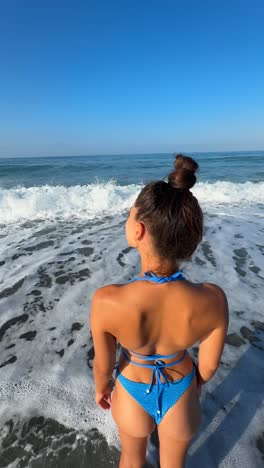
[97,274,227,383]
[116,279,222,351]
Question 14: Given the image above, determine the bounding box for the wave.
[194,180,264,205]
[0,181,263,224]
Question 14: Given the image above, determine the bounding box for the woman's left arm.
[90,287,117,410]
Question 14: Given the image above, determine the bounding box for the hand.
[95,384,112,410]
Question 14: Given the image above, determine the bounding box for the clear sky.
[0,0,264,157]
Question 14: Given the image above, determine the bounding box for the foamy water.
[0,180,263,224]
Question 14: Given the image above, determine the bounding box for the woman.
[90,154,229,468]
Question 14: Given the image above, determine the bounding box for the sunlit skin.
[90,204,229,468]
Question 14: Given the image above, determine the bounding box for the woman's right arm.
[196,285,229,386]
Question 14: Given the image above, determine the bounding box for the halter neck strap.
[129,270,185,284]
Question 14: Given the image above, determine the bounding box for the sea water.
[0,152,263,467]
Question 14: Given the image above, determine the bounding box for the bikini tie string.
[146,360,169,418]
[146,359,169,394]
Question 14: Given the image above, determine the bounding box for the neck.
[139,251,179,277]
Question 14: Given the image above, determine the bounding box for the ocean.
[0,151,263,467]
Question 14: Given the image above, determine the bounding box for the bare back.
[98,277,228,384]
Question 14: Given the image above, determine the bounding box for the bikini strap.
[121,348,188,396]
[122,348,186,368]
[126,349,181,360]
[129,270,185,284]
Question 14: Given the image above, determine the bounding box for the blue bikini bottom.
[115,364,196,425]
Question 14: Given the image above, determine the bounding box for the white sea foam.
[0,182,139,224]
[194,180,264,206]
[0,180,263,224]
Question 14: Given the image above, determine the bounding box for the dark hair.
[135,154,203,261]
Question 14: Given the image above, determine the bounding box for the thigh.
[111,378,155,438]
[118,429,148,467]
[158,376,201,441]
[159,436,191,468]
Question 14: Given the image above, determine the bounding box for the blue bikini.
[115,270,196,424]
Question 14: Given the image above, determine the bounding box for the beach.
[0,152,264,467]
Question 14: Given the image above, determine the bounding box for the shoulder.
[203,282,228,301]
[92,283,126,308]
[90,284,126,333]
[203,282,229,323]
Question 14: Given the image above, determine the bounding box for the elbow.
[197,364,218,384]
[206,363,219,374]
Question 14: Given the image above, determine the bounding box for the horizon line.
[0,148,264,159]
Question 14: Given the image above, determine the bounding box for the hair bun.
[167,154,199,190]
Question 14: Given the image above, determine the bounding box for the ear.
[135,221,146,241]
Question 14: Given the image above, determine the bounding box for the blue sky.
[0,0,263,157]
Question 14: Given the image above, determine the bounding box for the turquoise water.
[0,151,263,188]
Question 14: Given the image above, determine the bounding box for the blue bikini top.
[120,269,188,389]
[129,269,185,284]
